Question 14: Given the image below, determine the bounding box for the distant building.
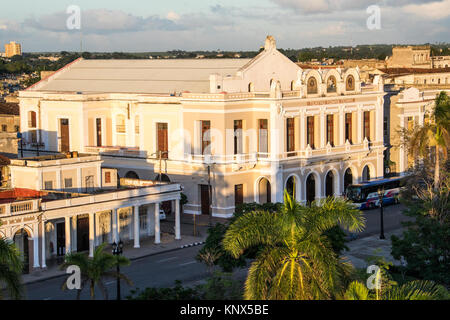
[380,68,450,87]
[432,56,450,69]
[388,88,450,175]
[0,102,20,155]
[386,46,431,69]
[4,41,22,58]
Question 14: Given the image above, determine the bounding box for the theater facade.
[18,36,386,218]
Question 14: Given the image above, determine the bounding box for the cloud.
[24,9,185,34]
[402,0,450,19]
[166,11,180,21]
[270,0,444,14]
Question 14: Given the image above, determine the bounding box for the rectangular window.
[364,111,370,141]
[345,113,352,144]
[307,116,315,149]
[258,119,268,153]
[85,175,94,192]
[326,115,334,146]
[235,184,244,207]
[30,130,37,144]
[234,120,243,155]
[1,124,7,132]
[157,123,168,159]
[201,121,211,155]
[64,178,72,188]
[105,172,111,183]
[135,116,140,134]
[286,118,295,154]
[44,181,53,190]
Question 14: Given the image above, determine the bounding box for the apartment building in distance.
[18,36,386,218]
[4,41,22,58]
[388,87,450,175]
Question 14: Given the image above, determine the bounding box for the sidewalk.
[22,231,207,285]
[21,214,229,285]
[344,228,404,269]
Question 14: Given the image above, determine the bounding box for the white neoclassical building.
[18,36,386,218]
[0,153,182,273]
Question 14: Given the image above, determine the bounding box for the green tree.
[60,243,132,300]
[0,221,23,300]
[343,280,448,300]
[401,91,450,187]
[222,191,365,300]
[391,173,450,285]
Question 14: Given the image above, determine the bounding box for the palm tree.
[343,280,449,300]
[222,191,365,300]
[60,243,132,300]
[403,91,450,187]
[0,222,23,300]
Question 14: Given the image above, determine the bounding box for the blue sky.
[1,0,449,52]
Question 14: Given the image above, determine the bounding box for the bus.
[345,176,406,210]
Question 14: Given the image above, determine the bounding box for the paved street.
[20,203,412,300]
[353,203,413,238]
[23,245,208,300]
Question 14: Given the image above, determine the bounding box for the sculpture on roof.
[265,36,277,51]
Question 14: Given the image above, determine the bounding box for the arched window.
[125,171,139,179]
[28,111,36,128]
[290,80,295,91]
[346,75,355,91]
[325,171,334,198]
[307,77,318,94]
[286,176,297,200]
[306,174,316,205]
[327,76,337,93]
[248,82,254,92]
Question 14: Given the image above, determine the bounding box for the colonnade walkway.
[22,231,207,285]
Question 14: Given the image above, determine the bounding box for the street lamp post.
[112,240,123,300]
[377,188,385,240]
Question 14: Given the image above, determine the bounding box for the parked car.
[159,209,166,220]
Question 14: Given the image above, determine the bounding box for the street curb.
[22,239,207,286]
[180,241,205,249]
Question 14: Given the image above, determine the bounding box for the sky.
[0,0,449,52]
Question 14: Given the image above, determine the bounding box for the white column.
[32,223,40,269]
[320,110,326,148]
[146,205,152,236]
[77,168,82,192]
[154,203,161,244]
[112,208,118,243]
[71,216,77,252]
[399,115,406,175]
[134,205,140,248]
[41,220,47,268]
[175,199,181,240]
[89,213,94,257]
[300,110,306,150]
[95,212,100,246]
[56,169,62,191]
[65,216,71,255]
[357,107,362,143]
[339,108,345,145]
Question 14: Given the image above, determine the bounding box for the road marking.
[157,257,178,263]
[105,281,116,285]
[179,260,197,267]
